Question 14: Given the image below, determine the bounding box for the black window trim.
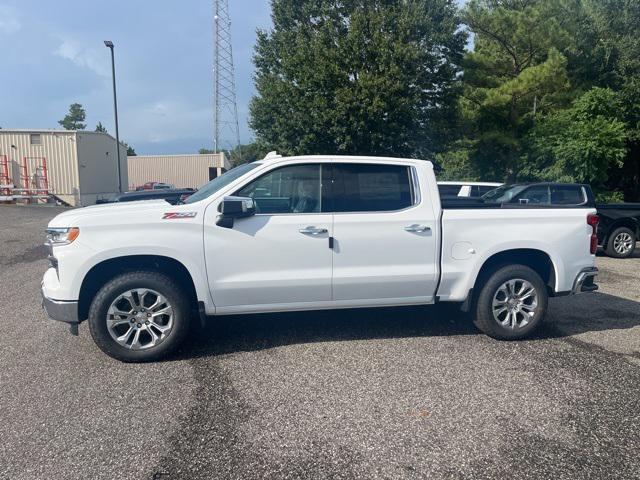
[232,161,421,216]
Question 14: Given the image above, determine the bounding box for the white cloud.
[0,5,21,34]
[54,39,109,76]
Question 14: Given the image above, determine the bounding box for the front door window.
[236,164,323,214]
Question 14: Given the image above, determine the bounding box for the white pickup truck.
[42,154,600,362]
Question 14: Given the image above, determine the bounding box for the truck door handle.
[404,224,431,233]
[299,226,328,235]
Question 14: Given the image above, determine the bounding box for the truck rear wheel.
[605,227,636,258]
[88,271,191,362]
[473,265,548,340]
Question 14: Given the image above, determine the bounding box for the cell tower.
[213,0,241,154]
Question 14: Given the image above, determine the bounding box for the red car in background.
[135,182,175,191]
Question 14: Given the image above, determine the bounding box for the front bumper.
[571,267,599,294]
[41,285,79,324]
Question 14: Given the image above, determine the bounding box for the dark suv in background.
[481,183,640,258]
[96,188,196,206]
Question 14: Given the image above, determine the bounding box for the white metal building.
[0,129,128,206]
[127,153,230,190]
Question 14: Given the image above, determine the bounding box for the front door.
[330,163,439,304]
[203,163,333,311]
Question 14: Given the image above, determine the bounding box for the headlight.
[45,227,80,245]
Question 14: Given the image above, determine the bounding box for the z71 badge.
[162,212,197,219]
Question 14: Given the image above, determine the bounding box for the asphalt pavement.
[1,205,639,480]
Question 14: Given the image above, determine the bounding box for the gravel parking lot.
[1,205,639,480]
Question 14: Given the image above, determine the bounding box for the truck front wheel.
[88,271,191,362]
[473,265,548,340]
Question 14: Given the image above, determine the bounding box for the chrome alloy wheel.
[492,279,539,329]
[613,232,634,255]
[106,289,174,350]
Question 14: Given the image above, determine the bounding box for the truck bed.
[441,196,596,209]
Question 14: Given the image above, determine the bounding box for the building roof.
[0,129,77,134]
[130,153,225,158]
[0,129,123,145]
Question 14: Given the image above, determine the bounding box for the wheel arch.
[78,255,199,322]
[473,248,557,298]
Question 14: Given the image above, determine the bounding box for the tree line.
[245,0,640,202]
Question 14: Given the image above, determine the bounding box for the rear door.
[330,162,439,304]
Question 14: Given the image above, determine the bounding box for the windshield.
[184,163,260,204]
[481,184,528,203]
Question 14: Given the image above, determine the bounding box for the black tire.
[473,264,548,340]
[604,227,636,258]
[88,271,191,362]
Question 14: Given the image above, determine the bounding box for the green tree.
[123,142,136,156]
[562,0,640,200]
[456,0,572,182]
[95,122,107,133]
[200,143,265,168]
[250,0,466,158]
[228,143,264,167]
[58,103,87,130]
[531,88,627,191]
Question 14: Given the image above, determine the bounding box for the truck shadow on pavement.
[171,292,640,361]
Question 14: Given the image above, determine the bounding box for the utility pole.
[213,0,241,155]
[104,40,122,192]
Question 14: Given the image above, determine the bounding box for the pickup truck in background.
[42,155,599,362]
[596,204,640,258]
[479,182,640,258]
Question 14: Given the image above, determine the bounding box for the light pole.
[104,40,122,192]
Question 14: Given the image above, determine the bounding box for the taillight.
[587,214,599,254]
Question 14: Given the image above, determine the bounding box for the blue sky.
[0,0,272,154]
[1,1,466,155]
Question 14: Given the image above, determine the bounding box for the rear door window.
[332,163,414,212]
[550,185,585,205]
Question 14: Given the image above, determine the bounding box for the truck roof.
[257,153,433,167]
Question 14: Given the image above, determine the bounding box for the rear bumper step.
[571,267,599,294]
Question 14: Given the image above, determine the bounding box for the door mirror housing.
[216,196,256,228]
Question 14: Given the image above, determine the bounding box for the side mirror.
[216,196,256,228]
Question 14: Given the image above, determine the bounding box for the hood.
[48,200,172,228]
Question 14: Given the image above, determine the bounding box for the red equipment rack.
[0,154,12,200]
[16,156,50,203]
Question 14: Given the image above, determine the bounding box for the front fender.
[53,222,214,312]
